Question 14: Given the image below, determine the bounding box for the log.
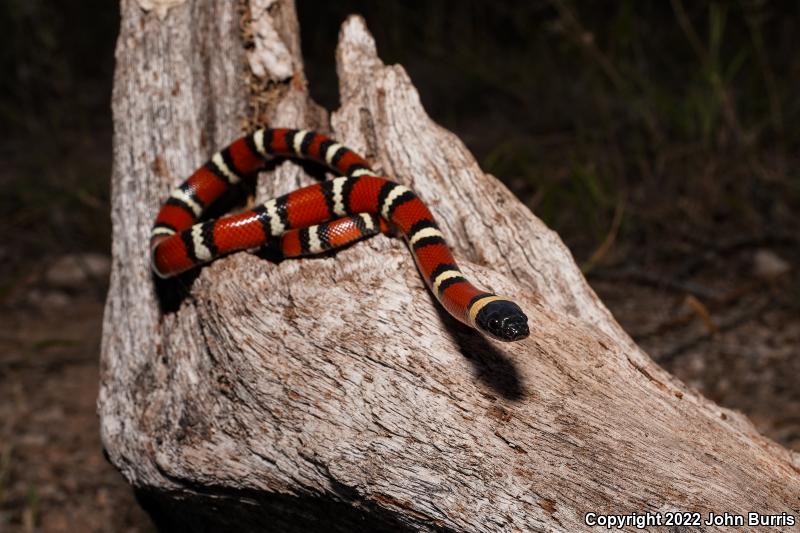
[100,1,800,531]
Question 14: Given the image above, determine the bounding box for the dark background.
[1,1,797,531]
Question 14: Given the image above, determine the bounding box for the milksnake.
[150,128,529,342]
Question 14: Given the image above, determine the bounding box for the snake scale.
[150,128,529,342]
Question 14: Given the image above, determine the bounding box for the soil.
[594,256,800,450]
[0,289,155,532]
[0,240,797,532]
[3,2,798,530]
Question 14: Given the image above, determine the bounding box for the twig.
[742,0,785,145]
[683,294,717,334]
[629,273,789,341]
[670,0,745,144]
[675,233,798,279]
[589,266,723,302]
[545,0,662,143]
[656,296,775,364]
[582,194,626,274]
[546,0,625,91]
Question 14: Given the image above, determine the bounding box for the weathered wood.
[101,1,800,531]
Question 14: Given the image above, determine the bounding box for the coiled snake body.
[150,128,529,342]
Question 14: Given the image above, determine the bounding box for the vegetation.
[2,0,798,272]
[1,2,797,529]
[0,1,117,287]
[299,0,800,264]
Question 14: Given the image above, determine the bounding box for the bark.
[101,1,800,531]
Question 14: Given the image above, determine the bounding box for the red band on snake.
[151,128,529,342]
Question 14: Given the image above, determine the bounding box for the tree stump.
[100,1,800,531]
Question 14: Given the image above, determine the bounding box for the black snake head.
[475,299,529,342]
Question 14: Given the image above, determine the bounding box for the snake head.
[475,299,529,342]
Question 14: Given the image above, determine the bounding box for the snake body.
[151,128,529,342]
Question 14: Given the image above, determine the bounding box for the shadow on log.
[101,0,800,531]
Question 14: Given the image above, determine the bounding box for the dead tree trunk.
[101,1,800,531]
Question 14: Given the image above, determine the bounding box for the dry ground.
[0,288,155,532]
[0,240,797,531]
[3,2,798,530]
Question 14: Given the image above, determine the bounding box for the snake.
[150,128,529,342]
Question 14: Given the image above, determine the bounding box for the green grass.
[298,1,799,265]
[2,1,798,273]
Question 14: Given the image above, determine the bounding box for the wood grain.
[101,2,800,531]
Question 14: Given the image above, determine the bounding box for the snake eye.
[475,299,530,342]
